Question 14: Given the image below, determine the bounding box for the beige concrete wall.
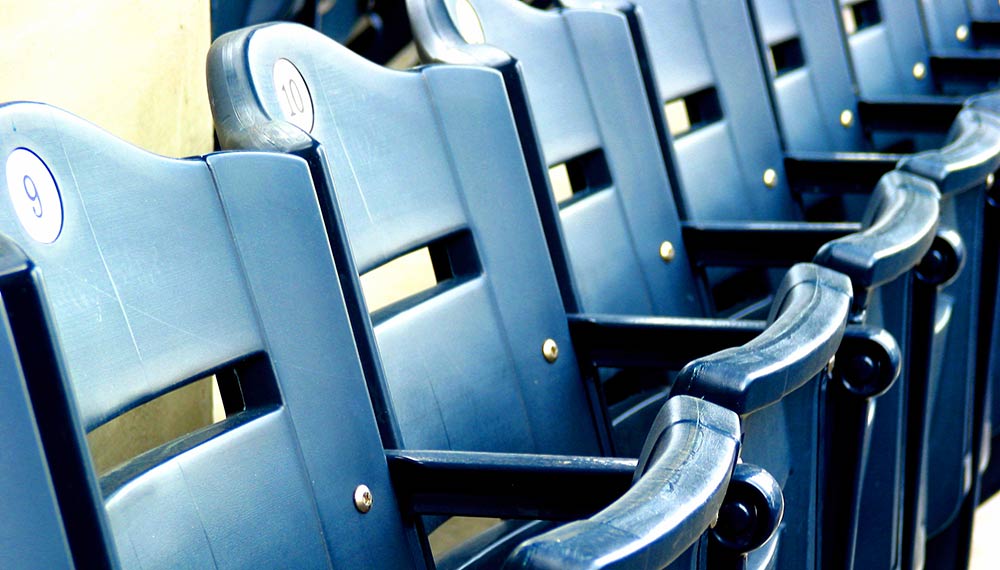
[0,1,213,158]
[0,1,216,474]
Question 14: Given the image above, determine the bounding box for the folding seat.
[741,2,1000,567]
[203,20,877,568]
[0,101,777,569]
[205,12,936,568]
[575,0,1000,567]
[399,0,965,567]
[0,100,424,568]
[774,3,1000,467]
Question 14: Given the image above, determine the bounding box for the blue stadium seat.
[743,3,1000,567]
[399,1,967,568]
[206,21,863,567]
[0,101,421,568]
[0,100,778,569]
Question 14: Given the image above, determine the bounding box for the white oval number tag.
[273,58,314,133]
[455,0,486,45]
[5,148,63,244]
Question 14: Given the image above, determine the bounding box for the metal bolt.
[763,168,778,188]
[913,62,927,80]
[956,25,970,42]
[354,484,373,513]
[659,241,676,263]
[987,173,995,190]
[840,109,854,128]
[542,338,559,363]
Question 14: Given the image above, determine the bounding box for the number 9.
[23,175,42,218]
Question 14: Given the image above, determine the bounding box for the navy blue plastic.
[204,19,877,568]
[815,171,941,312]
[921,0,976,52]
[408,0,707,318]
[674,263,851,415]
[739,2,1000,565]
[894,109,999,568]
[505,396,741,570]
[0,243,83,569]
[402,2,950,568]
[708,462,785,563]
[0,102,420,568]
[211,23,605,459]
[672,262,849,570]
[971,0,1000,22]
[619,0,798,221]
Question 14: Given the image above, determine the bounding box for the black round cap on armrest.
[672,263,852,415]
[503,396,740,570]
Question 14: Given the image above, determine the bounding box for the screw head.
[956,25,970,42]
[913,62,927,80]
[542,338,559,363]
[762,168,778,188]
[354,484,373,513]
[839,109,854,128]
[659,241,676,262]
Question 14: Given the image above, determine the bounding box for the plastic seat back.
[0,102,420,568]
[921,0,975,51]
[624,0,798,220]
[971,0,1000,22]
[414,0,752,318]
[836,0,935,97]
[747,0,867,152]
[209,23,603,457]
[0,284,75,568]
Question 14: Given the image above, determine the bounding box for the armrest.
[672,264,852,415]
[682,221,860,268]
[815,171,939,311]
[386,450,635,520]
[784,151,902,195]
[405,0,513,67]
[568,313,770,369]
[930,52,1000,86]
[899,108,1000,195]
[856,97,964,134]
[568,314,894,371]
[504,396,741,570]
